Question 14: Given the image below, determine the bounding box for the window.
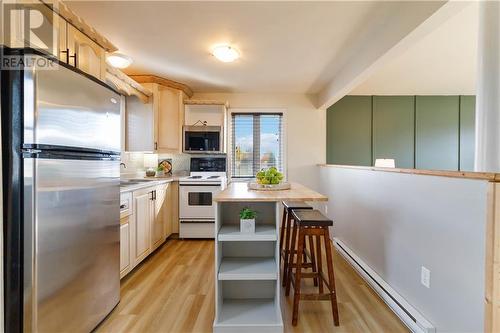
[231,112,284,178]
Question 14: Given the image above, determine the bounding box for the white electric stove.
[179,157,227,238]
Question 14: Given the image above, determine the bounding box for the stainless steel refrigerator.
[2,51,121,333]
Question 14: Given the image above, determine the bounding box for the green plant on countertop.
[157,165,165,172]
[239,208,257,220]
[255,167,284,185]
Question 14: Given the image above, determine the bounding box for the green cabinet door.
[415,96,460,171]
[459,96,476,171]
[326,96,372,166]
[373,96,415,168]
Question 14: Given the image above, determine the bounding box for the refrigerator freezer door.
[23,157,120,333]
[24,60,121,153]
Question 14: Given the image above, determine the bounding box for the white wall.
[192,93,326,190]
[351,3,477,96]
[319,165,488,332]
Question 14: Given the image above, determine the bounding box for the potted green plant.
[156,165,165,177]
[240,208,257,233]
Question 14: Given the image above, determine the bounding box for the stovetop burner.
[188,176,203,179]
[208,176,220,179]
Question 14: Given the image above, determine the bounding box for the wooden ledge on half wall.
[318,164,500,182]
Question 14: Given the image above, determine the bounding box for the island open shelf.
[215,280,282,333]
[213,182,327,333]
[214,200,282,333]
[218,241,277,280]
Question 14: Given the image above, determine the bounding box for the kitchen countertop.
[214,182,328,202]
[120,175,180,193]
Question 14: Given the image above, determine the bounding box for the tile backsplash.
[121,152,191,177]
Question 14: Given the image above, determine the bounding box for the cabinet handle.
[154,190,157,200]
[61,48,69,63]
[69,52,77,67]
[154,142,158,150]
[150,191,154,201]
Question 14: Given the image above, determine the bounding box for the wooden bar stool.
[280,201,313,287]
[285,209,340,327]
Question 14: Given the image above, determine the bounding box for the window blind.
[231,113,284,178]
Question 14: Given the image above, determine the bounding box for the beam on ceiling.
[315,1,471,110]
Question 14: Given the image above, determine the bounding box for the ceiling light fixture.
[212,44,240,63]
[106,52,133,69]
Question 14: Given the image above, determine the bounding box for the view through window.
[231,113,283,178]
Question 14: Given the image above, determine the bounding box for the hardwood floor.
[96,239,408,333]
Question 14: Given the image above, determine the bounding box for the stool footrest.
[300,294,334,301]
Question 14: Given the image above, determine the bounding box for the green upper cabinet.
[326,96,372,166]
[415,96,460,171]
[459,96,476,171]
[373,96,415,168]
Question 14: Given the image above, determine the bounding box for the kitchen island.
[212,182,327,333]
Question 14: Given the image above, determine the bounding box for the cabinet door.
[156,86,183,152]
[134,189,152,264]
[67,25,105,80]
[415,96,460,171]
[120,219,131,278]
[58,15,68,62]
[373,96,415,168]
[326,96,372,166]
[164,184,173,238]
[171,182,180,234]
[126,84,155,152]
[152,184,168,249]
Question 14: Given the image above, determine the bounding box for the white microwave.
[183,126,223,153]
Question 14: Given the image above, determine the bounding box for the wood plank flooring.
[96,239,408,333]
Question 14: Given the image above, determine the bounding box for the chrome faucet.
[120,162,126,169]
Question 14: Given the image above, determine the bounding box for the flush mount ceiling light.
[106,52,133,69]
[212,44,240,63]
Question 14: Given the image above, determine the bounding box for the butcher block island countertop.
[214,181,328,202]
[213,182,328,333]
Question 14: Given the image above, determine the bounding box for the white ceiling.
[67,1,446,94]
[351,2,478,95]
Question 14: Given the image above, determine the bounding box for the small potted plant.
[156,165,165,177]
[240,208,257,234]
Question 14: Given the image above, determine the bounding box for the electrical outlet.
[325,205,328,215]
[421,266,431,288]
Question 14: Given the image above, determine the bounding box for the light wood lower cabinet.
[120,182,172,279]
[164,183,174,238]
[152,183,168,251]
[133,187,153,265]
[170,182,180,234]
[119,218,131,278]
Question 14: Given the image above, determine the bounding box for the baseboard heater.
[333,238,436,333]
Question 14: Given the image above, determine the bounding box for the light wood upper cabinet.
[126,83,185,153]
[126,92,155,152]
[67,25,106,80]
[156,86,184,153]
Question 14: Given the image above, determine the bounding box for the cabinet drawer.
[120,192,133,218]
[179,221,215,239]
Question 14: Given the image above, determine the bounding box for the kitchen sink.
[120,179,156,187]
[120,180,142,186]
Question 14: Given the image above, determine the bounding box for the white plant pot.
[240,218,255,234]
